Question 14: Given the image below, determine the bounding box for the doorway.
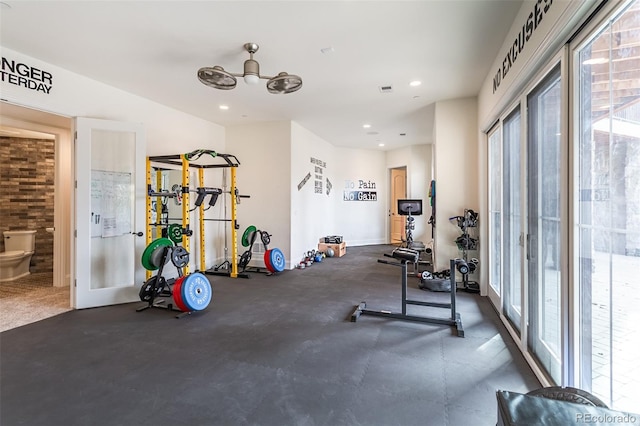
[389,167,407,244]
[0,102,73,331]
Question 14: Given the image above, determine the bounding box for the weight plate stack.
[180,273,212,311]
[268,248,286,273]
[141,238,174,271]
[263,249,274,273]
[172,275,190,312]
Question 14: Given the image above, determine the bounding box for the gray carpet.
[0,245,540,426]
[0,272,71,332]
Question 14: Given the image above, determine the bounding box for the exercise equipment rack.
[351,249,464,337]
[137,244,191,318]
[146,150,245,278]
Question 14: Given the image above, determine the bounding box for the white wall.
[225,121,292,268]
[290,122,337,263]
[385,144,433,245]
[433,97,478,270]
[1,47,226,276]
[334,147,387,246]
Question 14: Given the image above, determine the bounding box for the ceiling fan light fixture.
[267,72,303,94]
[197,66,237,90]
[243,58,260,85]
[198,43,302,94]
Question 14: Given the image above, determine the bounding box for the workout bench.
[351,248,464,337]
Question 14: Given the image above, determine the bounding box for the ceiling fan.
[197,43,303,94]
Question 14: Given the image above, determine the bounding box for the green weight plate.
[241,225,257,247]
[168,224,183,244]
[141,238,174,271]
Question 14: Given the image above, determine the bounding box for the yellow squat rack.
[145,150,243,279]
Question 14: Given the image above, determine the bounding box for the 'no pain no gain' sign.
[343,180,377,201]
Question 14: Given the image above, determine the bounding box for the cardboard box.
[318,241,346,257]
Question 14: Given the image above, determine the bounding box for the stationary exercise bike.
[397,199,432,271]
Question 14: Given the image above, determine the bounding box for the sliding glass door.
[503,108,523,332]
[575,0,640,411]
[527,65,563,384]
[488,126,502,304]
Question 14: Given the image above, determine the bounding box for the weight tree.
[146,150,244,278]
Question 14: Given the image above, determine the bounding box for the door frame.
[0,104,73,293]
[389,166,407,244]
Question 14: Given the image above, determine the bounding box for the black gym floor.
[0,245,540,426]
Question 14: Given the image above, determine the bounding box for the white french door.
[74,117,146,309]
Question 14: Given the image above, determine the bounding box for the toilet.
[0,230,37,282]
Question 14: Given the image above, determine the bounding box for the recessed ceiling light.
[363,124,371,129]
[378,143,385,147]
[409,80,422,87]
[219,105,229,110]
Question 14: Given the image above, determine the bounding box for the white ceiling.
[0,1,523,150]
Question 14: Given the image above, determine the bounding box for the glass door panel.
[488,126,502,299]
[75,118,146,309]
[527,65,563,384]
[503,108,522,332]
[576,1,640,410]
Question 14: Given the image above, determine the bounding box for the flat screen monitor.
[398,199,423,216]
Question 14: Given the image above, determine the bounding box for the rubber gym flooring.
[0,245,540,426]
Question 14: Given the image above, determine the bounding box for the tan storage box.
[318,241,346,257]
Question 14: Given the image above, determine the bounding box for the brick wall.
[0,136,54,274]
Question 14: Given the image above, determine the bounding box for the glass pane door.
[75,118,146,309]
[527,65,563,384]
[488,126,502,300]
[576,0,640,411]
[503,108,522,332]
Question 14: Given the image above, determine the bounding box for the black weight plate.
[171,246,190,268]
[260,231,271,248]
[139,276,157,302]
[139,276,166,302]
[238,251,251,269]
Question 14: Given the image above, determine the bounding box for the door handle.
[131,232,144,237]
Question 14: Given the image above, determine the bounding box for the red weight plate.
[263,249,274,273]
[172,276,190,312]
